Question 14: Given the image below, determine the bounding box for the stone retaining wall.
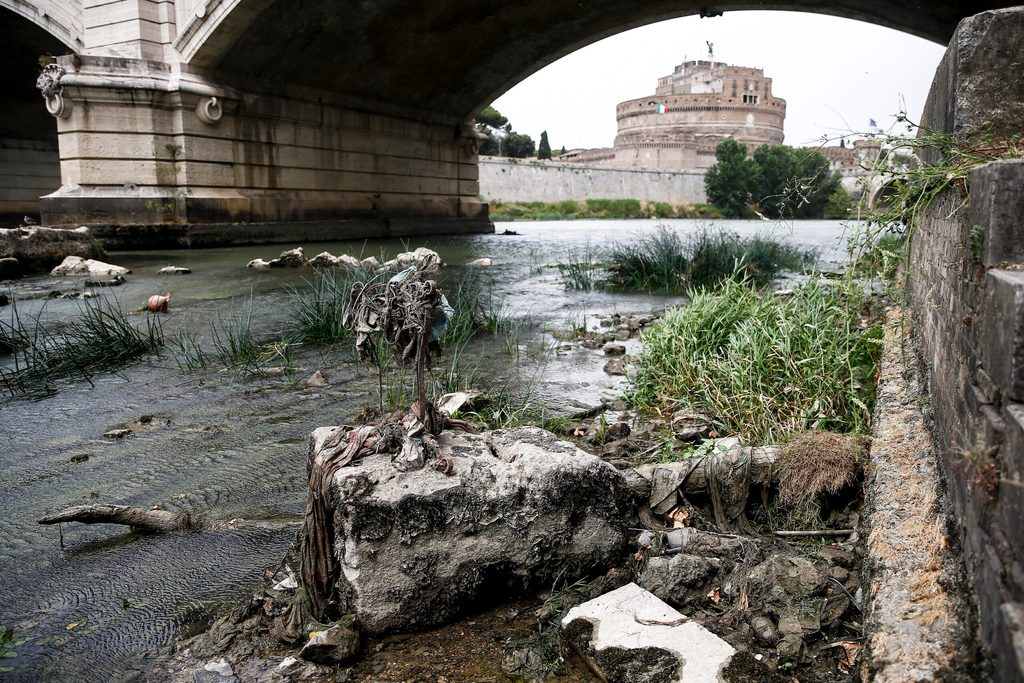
[906,8,1024,681]
[478,157,707,205]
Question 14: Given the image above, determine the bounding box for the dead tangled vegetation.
[778,431,866,505]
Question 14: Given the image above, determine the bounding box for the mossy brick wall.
[906,8,1024,681]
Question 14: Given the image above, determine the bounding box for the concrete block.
[921,8,1024,161]
[968,161,1024,267]
[561,583,734,683]
[980,270,1024,401]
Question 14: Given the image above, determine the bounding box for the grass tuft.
[630,275,882,443]
[778,431,866,504]
[0,298,163,398]
[608,226,813,292]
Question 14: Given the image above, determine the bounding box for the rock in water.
[0,226,104,274]
[310,425,633,633]
[561,583,734,683]
[51,255,131,277]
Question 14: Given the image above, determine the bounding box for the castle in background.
[562,57,786,172]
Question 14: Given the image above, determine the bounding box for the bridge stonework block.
[969,161,1024,267]
[909,7,1024,681]
[35,55,490,246]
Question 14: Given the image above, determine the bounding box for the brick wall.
[906,8,1024,681]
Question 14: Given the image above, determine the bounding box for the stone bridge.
[0,0,1015,246]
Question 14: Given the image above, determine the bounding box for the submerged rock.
[308,252,362,269]
[561,582,734,683]
[0,257,20,279]
[246,258,271,269]
[159,266,191,275]
[270,247,307,268]
[467,257,492,267]
[51,255,131,277]
[311,425,634,633]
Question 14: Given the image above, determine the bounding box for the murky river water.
[0,219,848,681]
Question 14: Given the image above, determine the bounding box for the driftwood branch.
[774,529,854,538]
[38,504,195,533]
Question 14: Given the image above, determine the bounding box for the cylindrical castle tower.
[612,60,786,171]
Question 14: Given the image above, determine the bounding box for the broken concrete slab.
[315,426,634,634]
[561,582,734,683]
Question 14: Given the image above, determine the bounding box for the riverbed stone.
[603,342,626,356]
[561,582,734,683]
[0,257,20,279]
[300,624,360,665]
[159,266,191,274]
[313,425,634,633]
[51,255,131,277]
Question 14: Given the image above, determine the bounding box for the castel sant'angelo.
[564,54,786,172]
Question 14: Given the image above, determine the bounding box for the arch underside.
[189,0,1015,120]
[0,6,71,222]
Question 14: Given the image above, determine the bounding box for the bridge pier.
[36,56,490,247]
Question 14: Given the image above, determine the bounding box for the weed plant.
[287,267,374,346]
[844,113,1023,268]
[556,242,602,290]
[608,226,813,292]
[630,275,882,443]
[0,298,163,398]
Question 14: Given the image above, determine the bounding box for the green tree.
[705,139,760,218]
[824,185,852,219]
[752,144,795,218]
[749,145,842,219]
[476,106,508,129]
[502,132,535,158]
[538,131,552,160]
[790,150,840,218]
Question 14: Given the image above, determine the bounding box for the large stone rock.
[561,583,734,683]
[299,623,360,665]
[0,226,104,274]
[312,425,634,633]
[51,255,131,277]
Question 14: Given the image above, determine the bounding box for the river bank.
[0,219,853,681]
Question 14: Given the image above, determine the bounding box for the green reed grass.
[630,275,881,443]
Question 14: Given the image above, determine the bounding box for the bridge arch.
[0,0,82,53]
[180,0,1013,122]
[0,5,77,223]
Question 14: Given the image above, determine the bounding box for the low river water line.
[0,219,850,681]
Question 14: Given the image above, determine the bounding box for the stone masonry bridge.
[0,0,1016,247]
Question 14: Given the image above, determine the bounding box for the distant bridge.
[0,0,1016,246]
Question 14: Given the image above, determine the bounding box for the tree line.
[475,106,560,159]
[704,139,852,219]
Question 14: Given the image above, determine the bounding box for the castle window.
[743,94,759,104]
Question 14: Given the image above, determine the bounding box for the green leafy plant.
[630,275,881,443]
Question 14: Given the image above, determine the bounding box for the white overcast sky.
[490,10,947,151]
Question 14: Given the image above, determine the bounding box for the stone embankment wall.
[0,139,60,223]
[906,8,1024,681]
[478,156,707,205]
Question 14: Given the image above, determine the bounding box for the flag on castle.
[655,103,669,114]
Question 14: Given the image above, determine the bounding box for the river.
[0,218,850,681]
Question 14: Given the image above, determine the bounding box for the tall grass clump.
[608,226,813,292]
[556,242,602,290]
[630,275,881,443]
[0,298,163,398]
[286,266,375,345]
[441,271,513,345]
